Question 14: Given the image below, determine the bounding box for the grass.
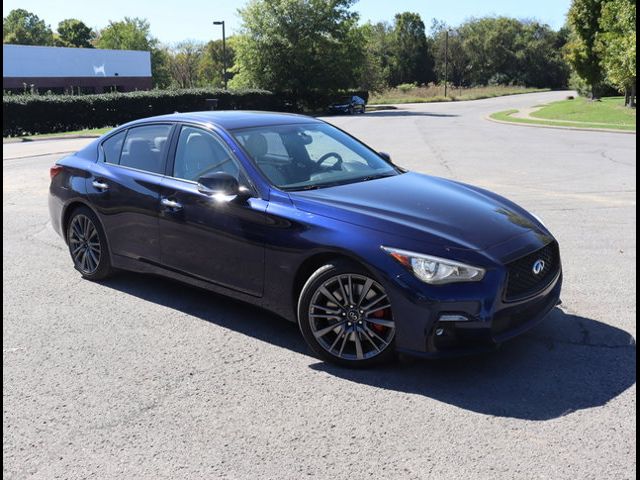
[530,96,636,127]
[369,85,549,105]
[491,97,636,132]
[4,127,113,142]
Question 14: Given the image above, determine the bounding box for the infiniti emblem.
[532,259,545,275]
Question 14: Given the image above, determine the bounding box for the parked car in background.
[328,95,366,115]
[49,111,562,367]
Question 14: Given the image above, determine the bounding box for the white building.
[3,44,152,93]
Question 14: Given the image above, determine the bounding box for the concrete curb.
[485,115,636,135]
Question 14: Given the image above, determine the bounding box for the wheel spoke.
[313,321,346,339]
[329,327,346,352]
[319,286,344,308]
[362,294,389,312]
[357,278,373,308]
[310,313,341,320]
[354,331,364,359]
[365,303,392,315]
[310,304,341,315]
[360,329,381,352]
[366,317,395,328]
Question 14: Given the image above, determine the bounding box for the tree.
[3,9,53,45]
[391,12,434,85]
[55,19,95,48]
[95,17,168,88]
[95,17,154,51]
[169,41,204,88]
[356,23,392,92]
[597,0,636,106]
[199,38,236,88]
[431,22,469,87]
[565,0,606,98]
[234,0,362,101]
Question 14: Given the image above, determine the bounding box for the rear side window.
[119,124,172,174]
[101,131,126,164]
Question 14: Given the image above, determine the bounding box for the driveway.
[3,91,636,479]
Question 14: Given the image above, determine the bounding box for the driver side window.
[173,126,239,182]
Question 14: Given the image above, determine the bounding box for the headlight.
[382,247,485,285]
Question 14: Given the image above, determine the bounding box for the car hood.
[289,172,545,251]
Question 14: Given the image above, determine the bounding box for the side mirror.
[197,172,250,201]
[378,151,392,162]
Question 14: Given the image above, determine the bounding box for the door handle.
[161,198,183,210]
[92,180,109,191]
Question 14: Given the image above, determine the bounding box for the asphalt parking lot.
[3,91,636,479]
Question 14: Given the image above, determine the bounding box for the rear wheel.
[298,261,396,367]
[66,207,113,280]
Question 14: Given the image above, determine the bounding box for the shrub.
[3,88,280,136]
[3,88,369,136]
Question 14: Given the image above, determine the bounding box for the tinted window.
[101,130,125,164]
[119,124,172,174]
[232,123,397,190]
[173,126,239,181]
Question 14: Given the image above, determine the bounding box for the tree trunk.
[624,87,630,106]
[627,83,636,108]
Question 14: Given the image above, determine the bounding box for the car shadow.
[313,308,636,420]
[100,273,635,421]
[321,111,459,118]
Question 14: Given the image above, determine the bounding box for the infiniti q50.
[49,111,562,367]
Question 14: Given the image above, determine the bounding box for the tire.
[348,106,354,115]
[66,206,114,280]
[298,260,396,367]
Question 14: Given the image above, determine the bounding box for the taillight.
[50,165,63,179]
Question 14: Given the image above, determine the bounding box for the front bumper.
[387,266,563,359]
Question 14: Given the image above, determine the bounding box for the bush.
[396,83,416,93]
[2,88,284,136]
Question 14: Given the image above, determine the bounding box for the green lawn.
[370,86,548,105]
[491,97,636,132]
[530,96,636,127]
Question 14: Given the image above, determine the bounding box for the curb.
[485,115,636,135]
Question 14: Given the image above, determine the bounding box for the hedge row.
[2,89,281,136]
[2,88,370,136]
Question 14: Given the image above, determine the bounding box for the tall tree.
[565,0,606,98]
[597,0,636,106]
[199,38,236,88]
[356,23,392,92]
[431,22,469,87]
[55,19,95,48]
[3,9,53,45]
[95,17,168,88]
[391,12,434,85]
[169,41,204,88]
[233,0,362,100]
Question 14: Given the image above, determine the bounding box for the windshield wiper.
[359,173,396,182]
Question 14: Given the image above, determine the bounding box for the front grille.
[505,242,560,301]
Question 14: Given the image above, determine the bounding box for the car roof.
[122,110,321,131]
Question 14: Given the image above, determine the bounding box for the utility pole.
[444,30,449,98]
[213,20,227,89]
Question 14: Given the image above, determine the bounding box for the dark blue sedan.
[49,111,562,367]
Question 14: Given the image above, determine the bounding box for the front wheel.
[298,261,396,367]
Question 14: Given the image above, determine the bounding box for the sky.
[3,0,572,45]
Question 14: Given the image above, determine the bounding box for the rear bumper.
[388,268,563,359]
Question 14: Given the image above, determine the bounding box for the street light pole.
[213,20,227,90]
[444,29,449,98]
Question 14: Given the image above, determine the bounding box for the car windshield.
[232,123,398,191]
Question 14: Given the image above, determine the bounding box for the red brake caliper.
[370,308,390,334]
